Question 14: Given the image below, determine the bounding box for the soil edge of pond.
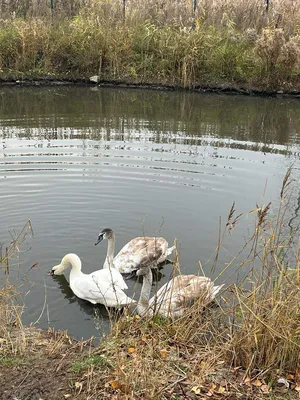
[0,325,297,400]
[1,78,300,99]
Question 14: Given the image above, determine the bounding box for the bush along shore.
[1,169,300,400]
[0,0,299,93]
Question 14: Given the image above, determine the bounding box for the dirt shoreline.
[1,78,300,98]
[0,325,297,400]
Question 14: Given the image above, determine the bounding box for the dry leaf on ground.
[128,347,135,353]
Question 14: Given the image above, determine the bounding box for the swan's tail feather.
[166,245,176,257]
[211,284,224,299]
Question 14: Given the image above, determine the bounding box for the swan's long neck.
[104,234,115,269]
[137,268,153,317]
[64,253,81,267]
[63,254,82,279]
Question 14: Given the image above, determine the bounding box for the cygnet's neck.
[137,268,153,317]
[104,234,115,268]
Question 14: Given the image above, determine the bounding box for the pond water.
[0,86,299,339]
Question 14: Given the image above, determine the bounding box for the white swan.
[136,267,224,318]
[51,253,134,308]
[95,228,175,274]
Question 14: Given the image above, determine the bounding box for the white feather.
[51,253,134,308]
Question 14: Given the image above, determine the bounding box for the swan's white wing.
[114,237,169,273]
[71,271,133,307]
[92,268,128,290]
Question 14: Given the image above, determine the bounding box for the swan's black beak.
[95,234,103,246]
[49,269,55,276]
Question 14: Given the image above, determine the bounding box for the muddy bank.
[0,324,298,400]
[0,327,96,400]
[1,78,300,99]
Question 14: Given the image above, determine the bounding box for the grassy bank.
[0,0,299,91]
[1,169,300,399]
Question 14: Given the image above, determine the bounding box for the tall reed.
[0,221,33,353]
[0,0,299,88]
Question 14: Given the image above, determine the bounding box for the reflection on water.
[1,87,300,149]
[0,86,299,339]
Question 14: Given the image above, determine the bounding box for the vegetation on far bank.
[0,0,299,91]
[1,168,300,399]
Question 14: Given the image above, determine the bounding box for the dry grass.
[0,0,299,89]
[1,0,300,35]
[0,221,34,355]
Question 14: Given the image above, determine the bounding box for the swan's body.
[95,228,175,274]
[51,254,134,308]
[137,267,224,319]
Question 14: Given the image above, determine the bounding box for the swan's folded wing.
[114,237,166,272]
[92,268,128,290]
[172,275,215,304]
[88,282,134,307]
[153,275,215,315]
[72,273,133,307]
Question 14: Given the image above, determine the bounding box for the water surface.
[0,86,299,339]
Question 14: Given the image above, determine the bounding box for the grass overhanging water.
[0,0,299,90]
[1,168,300,399]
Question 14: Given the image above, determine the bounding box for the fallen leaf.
[260,384,269,393]
[295,385,300,392]
[287,374,294,380]
[160,349,167,358]
[63,395,71,399]
[128,347,135,353]
[296,369,300,385]
[207,383,216,397]
[277,378,289,389]
[243,377,251,386]
[252,379,263,387]
[191,386,201,395]
[110,380,121,390]
[74,382,83,394]
[200,361,207,368]
[216,385,226,394]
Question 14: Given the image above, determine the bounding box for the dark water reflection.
[0,86,299,339]
[1,87,300,148]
